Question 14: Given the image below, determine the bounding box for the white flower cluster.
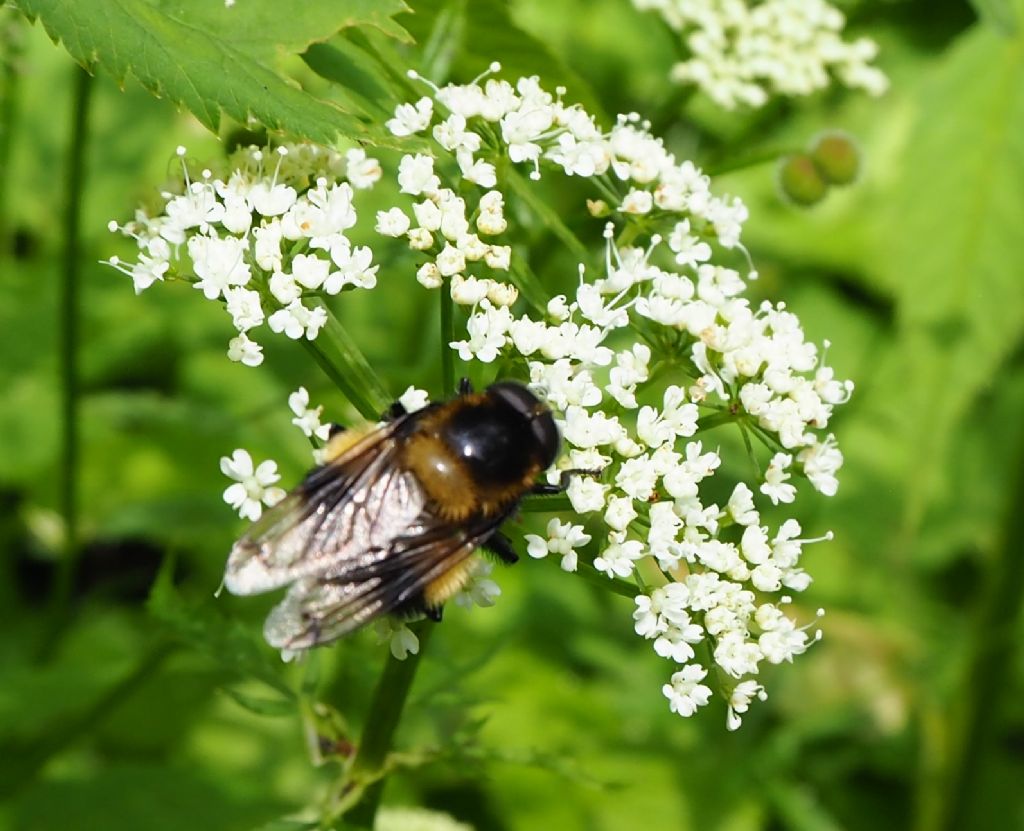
[105,143,383,367]
[633,0,888,108]
[379,68,850,727]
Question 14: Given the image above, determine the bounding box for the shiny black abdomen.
[440,400,539,485]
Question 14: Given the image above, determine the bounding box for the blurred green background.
[2,0,1024,829]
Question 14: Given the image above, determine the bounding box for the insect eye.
[486,381,561,468]
[486,381,540,418]
[531,409,561,469]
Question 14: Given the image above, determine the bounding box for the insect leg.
[485,531,519,565]
[425,605,444,622]
[382,400,407,421]
[457,377,474,395]
[530,467,604,495]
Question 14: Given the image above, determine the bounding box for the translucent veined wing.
[223,419,424,596]
[262,513,507,649]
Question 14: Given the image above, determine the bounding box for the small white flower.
[458,152,497,187]
[416,262,443,289]
[220,448,286,521]
[222,287,265,332]
[454,561,502,608]
[484,245,512,272]
[566,476,609,513]
[436,244,467,278]
[375,619,421,660]
[728,483,759,526]
[760,452,796,505]
[603,495,638,532]
[662,664,712,717]
[621,188,653,214]
[798,434,843,496]
[397,154,440,196]
[407,227,433,251]
[188,233,251,299]
[290,253,330,290]
[288,387,331,441]
[653,621,704,663]
[449,304,511,363]
[325,244,378,293]
[726,680,766,731]
[345,148,382,189]
[268,270,301,305]
[593,537,644,579]
[227,333,264,367]
[386,96,434,137]
[398,386,431,413]
[524,518,591,572]
[268,300,328,340]
[376,207,411,237]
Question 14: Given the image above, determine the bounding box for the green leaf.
[865,23,1024,540]
[220,685,296,717]
[970,0,1019,35]
[12,0,411,143]
[251,821,319,831]
[11,762,288,831]
[147,554,295,699]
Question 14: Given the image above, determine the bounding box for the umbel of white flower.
[105,143,383,367]
[633,0,889,109]
[110,58,854,729]
[372,64,851,729]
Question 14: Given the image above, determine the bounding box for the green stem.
[705,146,797,178]
[342,622,435,828]
[302,307,392,420]
[440,278,454,396]
[0,11,24,251]
[569,558,638,600]
[924,433,1024,831]
[51,66,93,626]
[694,411,737,432]
[737,420,762,479]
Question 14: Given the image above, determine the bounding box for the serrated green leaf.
[875,24,1024,536]
[12,0,411,143]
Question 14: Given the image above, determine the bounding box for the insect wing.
[223,421,424,595]
[262,514,506,649]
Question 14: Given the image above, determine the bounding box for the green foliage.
[875,23,1024,538]
[2,1,1024,830]
[10,0,411,143]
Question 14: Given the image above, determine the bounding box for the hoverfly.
[223,380,561,651]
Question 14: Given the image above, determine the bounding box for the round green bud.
[777,153,828,207]
[809,131,861,186]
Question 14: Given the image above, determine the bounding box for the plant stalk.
[440,278,454,395]
[302,308,392,420]
[342,622,435,828]
[0,10,25,251]
[922,430,1024,831]
[51,65,93,626]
